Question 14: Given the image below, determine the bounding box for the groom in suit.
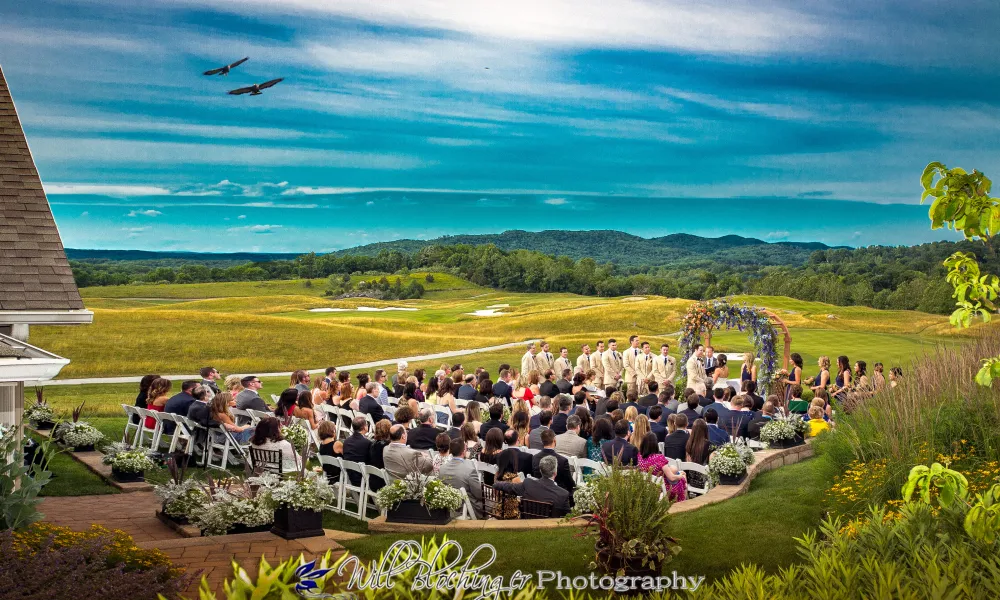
[685,344,711,398]
[601,339,622,388]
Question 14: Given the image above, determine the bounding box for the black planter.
[718,471,747,486]
[271,506,325,539]
[768,436,804,449]
[596,543,661,578]
[160,510,189,526]
[73,444,96,452]
[32,420,55,431]
[385,499,452,525]
[228,522,273,535]
[111,467,145,483]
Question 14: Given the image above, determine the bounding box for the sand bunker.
[468,309,506,317]
[621,296,647,301]
[309,306,418,313]
[486,304,510,309]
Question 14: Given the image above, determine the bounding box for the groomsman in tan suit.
[685,344,711,397]
[636,341,656,394]
[576,344,593,375]
[602,339,623,388]
[554,347,573,377]
[652,343,677,387]
[622,335,642,393]
[591,341,605,384]
[535,341,555,375]
[520,342,538,384]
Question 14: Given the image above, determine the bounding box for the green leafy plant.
[251,471,337,512]
[23,400,55,426]
[51,421,104,448]
[1,425,55,530]
[902,462,969,508]
[101,442,156,474]
[965,485,1000,543]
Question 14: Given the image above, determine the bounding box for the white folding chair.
[658,442,665,454]
[247,408,273,423]
[433,405,452,428]
[173,415,207,463]
[335,408,354,441]
[571,457,608,484]
[168,414,195,455]
[151,412,177,451]
[121,404,141,446]
[271,394,281,404]
[362,464,387,520]
[317,455,343,512]
[231,408,255,427]
[677,461,712,497]
[206,427,248,470]
[339,460,368,520]
[456,488,476,520]
[134,408,160,450]
[455,398,469,409]
[387,396,400,407]
[747,439,767,450]
[472,460,498,477]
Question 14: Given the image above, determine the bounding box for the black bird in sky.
[203,57,249,76]
[228,78,284,96]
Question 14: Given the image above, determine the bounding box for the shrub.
[374,474,462,511]
[51,421,104,448]
[24,401,55,425]
[102,443,156,473]
[708,441,755,482]
[1,426,54,530]
[251,471,338,511]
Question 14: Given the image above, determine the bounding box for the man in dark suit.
[457,375,478,401]
[620,390,648,416]
[639,381,659,408]
[494,455,572,517]
[661,384,680,414]
[648,405,667,442]
[529,397,552,429]
[185,385,214,449]
[704,388,730,423]
[492,369,514,401]
[358,382,387,424]
[528,410,551,450]
[532,430,576,493]
[721,396,754,439]
[163,380,200,434]
[679,394,703,425]
[539,370,559,398]
[406,409,440,450]
[555,369,573,395]
[601,419,638,465]
[550,395,571,435]
[447,412,465,440]
[478,402,509,440]
[747,401,776,439]
[662,413,690,460]
[342,416,373,485]
[704,409,731,446]
[744,380,765,412]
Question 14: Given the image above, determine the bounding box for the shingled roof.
[0,65,85,311]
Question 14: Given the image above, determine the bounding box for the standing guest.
[532,429,576,493]
[461,422,483,460]
[274,389,298,418]
[889,366,903,388]
[294,391,318,429]
[830,355,853,401]
[520,343,539,385]
[807,406,831,437]
[224,374,244,398]
[251,417,299,473]
[653,344,677,389]
[746,401,776,439]
[358,382,387,424]
[474,379,493,404]
[685,344,711,398]
[439,438,485,519]
[407,409,440,450]
[872,362,886,392]
[539,370,560,398]
[200,367,222,399]
[290,370,311,393]
[807,356,832,394]
[382,425,433,481]
[779,353,804,401]
[662,414,689,460]
[317,421,342,483]
[588,417,614,462]
[601,419,638,465]
[554,347,573,377]
[431,433,452,475]
[556,415,587,458]
[493,369,514,400]
[577,344,594,375]
[648,405,667,442]
[145,377,172,429]
[602,339,623,388]
[551,395,572,435]
[637,433,687,501]
[211,392,254,442]
[457,375,478,401]
[740,352,757,383]
[685,420,712,465]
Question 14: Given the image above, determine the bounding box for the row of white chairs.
[121,404,250,470]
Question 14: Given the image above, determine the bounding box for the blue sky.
[2,0,997,252]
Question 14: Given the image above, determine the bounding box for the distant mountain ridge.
[67,230,840,268]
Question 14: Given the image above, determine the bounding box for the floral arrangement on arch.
[678,300,780,393]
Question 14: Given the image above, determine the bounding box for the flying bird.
[228,78,284,96]
[203,57,249,76]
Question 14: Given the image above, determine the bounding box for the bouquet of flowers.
[102,442,156,473]
[251,471,337,511]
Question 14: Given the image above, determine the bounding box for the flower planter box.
[385,499,452,525]
[72,444,96,453]
[271,506,325,540]
[32,420,55,431]
[596,543,661,578]
[111,467,145,483]
[228,522,273,536]
[718,471,747,486]
[160,510,189,526]
[768,436,804,449]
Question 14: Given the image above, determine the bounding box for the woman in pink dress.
[637,433,687,502]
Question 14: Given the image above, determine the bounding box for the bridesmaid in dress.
[779,353,804,401]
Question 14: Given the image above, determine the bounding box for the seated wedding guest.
[164,380,200,433]
[648,405,667,442]
[679,393,702,424]
[210,392,254,443]
[493,369,514,400]
[556,415,587,458]
[662,414,689,460]
[529,397,553,429]
[660,383,678,413]
[392,405,416,428]
[201,366,222,398]
[807,406,831,437]
[369,419,391,471]
[134,374,159,412]
[588,417,614,462]
[685,420,712,465]
[186,385,214,431]
[494,455,572,517]
[556,369,574,395]
[747,401,776,440]
[624,405,639,427]
[457,374,478,401]
[474,379,493,404]
[461,422,483,460]
[274,389,298,418]
[251,417,299,473]
[287,369,309,394]
[437,378,462,416]
[358,382,387,424]
[571,373,587,396]
[528,410,552,450]
[431,432,452,475]
[814,389,833,419]
[609,409,625,424]
[332,372,354,407]
[637,433,687,502]
[447,412,465,440]
[294,390,318,429]
[511,410,530,447]
[311,377,329,406]
[788,384,807,414]
[721,395,753,438]
[576,409,594,441]
[704,409,731,446]
[768,393,787,417]
[539,370,559,398]
[743,380,764,411]
[532,429,576,493]
[479,403,509,440]
[479,427,506,469]
[465,401,483,433]
[621,391,646,416]
[382,425,433,481]
[551,395,572,435]
[570,390,589,416]
[145,377,172,429]
[412,371,427,402]
[224,374,244,398]
[514,370,539,404]
[438,438,484,519]
[317,420,342,483]
[705,387,730,421]
[630,414,651,447]
[601,419,638,465]
[407,409,440,450]
[807,398,831,423]
[355,373,370,401]
[639,381,659,408]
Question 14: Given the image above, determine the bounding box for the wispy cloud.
[543,197,569,206]
[228,224,283,234]
[127,209,162,217]
[45,184,171,196]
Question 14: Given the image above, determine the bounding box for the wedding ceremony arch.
[678,300,791,393]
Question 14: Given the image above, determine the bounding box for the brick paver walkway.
[39,492,178,542]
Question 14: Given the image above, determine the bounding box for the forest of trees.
[70,238,998,316]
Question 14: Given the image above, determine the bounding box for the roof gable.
[0,65,84,311]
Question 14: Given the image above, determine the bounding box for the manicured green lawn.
[30,432,119,497]
[339,457,830,582]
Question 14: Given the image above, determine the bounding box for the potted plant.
[51,402,104,452]
[24,389,55,430]
[708,440,755,485]
[376,474,462,525]
[252,471,336,539]
[102,442,156,482]
[572,464,680,577]
[759,415,807,448]
[184,475,276,536]
[280,420,311,455]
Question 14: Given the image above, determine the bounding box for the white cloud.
[122,227,150,233]
[80,211,89,217]
[127,209,162,217]
[237,214,246,219]
[543,197,569,205]
[764,230,790,240]
[366,201,375,206]
[44,184,171,196]
[425,137,491,147]
[228,224,283,234]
